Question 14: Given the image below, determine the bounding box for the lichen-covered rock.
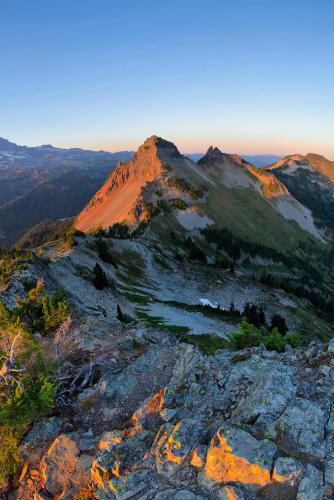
[19,417,67,465]
[297,463,324,500]
[153,418,205,478]
[235,363,296,437]
[95,469,150,500]
[275,398,328,460]
[216,485,244,499]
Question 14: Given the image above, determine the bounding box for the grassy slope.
[201,184,316,253]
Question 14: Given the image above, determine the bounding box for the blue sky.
[1,0,333,157]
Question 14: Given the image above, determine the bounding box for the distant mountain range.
[0,137,132,246]
[0,136,132,170]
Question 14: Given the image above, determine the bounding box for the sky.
[1,0,333,158]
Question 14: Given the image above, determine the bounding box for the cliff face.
[75,136,168,231]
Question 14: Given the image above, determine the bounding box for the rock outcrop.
[15,336,334,499]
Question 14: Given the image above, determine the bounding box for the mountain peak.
[197,145,227,166]
[136,135,181,162]
[206,145,222,156]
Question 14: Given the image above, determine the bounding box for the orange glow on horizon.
[59,135,334,161]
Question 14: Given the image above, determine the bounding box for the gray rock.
[19,417,66,465]
[297,464,324,500]
[328,338,334,355]
[236,364,296,437]
[325,459,334,485]
[275,397,328,459]
[153,489,206,500]
[272,456,304,486]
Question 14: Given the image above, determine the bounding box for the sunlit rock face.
[200,425,277,487]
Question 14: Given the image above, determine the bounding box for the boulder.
[198,424,277,490]
[297,464,324,500]
[236,364,296,438]
[19,417,66,465]
[275,398,328,460]
[40,434,92,497]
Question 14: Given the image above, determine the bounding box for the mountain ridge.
[76,136,321,244]
[267,153,334,231]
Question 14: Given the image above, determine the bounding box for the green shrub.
[186,237,206,262]
[0,249,35,286]
[228,322,303,352]
[228,321,263,350]
[9,285,70,335]
[285,332,302,348]
[262,328,286,352]
[0,318,56,485]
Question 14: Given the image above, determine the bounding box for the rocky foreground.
[1,246,333,499]
[13,322,334,499]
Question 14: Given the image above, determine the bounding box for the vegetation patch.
[8,281,70,334]
[15,219,74,250]
[121,291,152,305]
[176,331,230,355]
[166,176,203,199]
[0,249,35,287]
[228,321,302,352]
[0,283,66,484]
[95,238,118,267]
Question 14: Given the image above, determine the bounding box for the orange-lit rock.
[201,426,277,488]
[153,420,200,477]
[191,448,204,468]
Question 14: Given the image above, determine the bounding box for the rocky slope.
[2,244,334,500]
[267,154,334,232]
[198,147,321,239]
[76,136,210,232]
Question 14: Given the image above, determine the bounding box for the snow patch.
[177,209,214,231]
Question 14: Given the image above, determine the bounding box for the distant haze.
[186,153,282,168]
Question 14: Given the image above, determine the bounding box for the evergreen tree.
[117,304,125,322]
[270,314,288,336]
[92,263,108,290]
